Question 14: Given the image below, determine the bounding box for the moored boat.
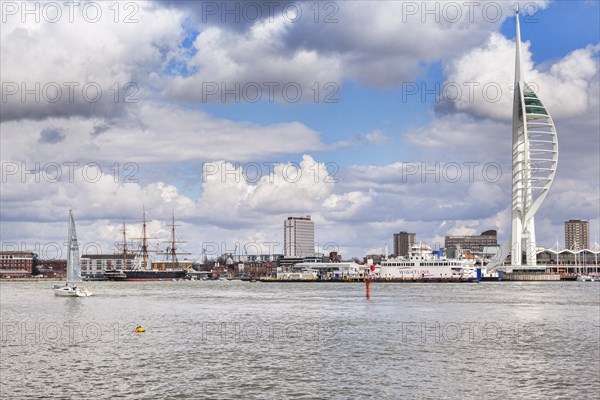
[123,268,187,281]
[115,209,189,281]
[104,268,127,281]
[374,244,477,280]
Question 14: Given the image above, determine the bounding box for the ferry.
[374,244,477,280]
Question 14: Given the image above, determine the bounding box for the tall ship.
[374,244,477,279]
[105,209,190,281]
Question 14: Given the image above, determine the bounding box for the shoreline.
[0,277,588,283]
[0,278,64,282]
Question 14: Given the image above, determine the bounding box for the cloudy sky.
[1,0,599,261]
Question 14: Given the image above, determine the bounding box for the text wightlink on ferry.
[374,244,477,279]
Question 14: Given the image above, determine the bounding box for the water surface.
[1,281,599,399]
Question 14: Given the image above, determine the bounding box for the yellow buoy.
[134,326,145,333]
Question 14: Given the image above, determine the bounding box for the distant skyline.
[1,1,599,259]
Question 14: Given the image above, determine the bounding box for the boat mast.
[131,206,159,270]
[161,210,190,270]
[170,211,176,268]
[142,205,148,270]
[122,218,127,270]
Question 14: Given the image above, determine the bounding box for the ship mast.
[131,205,159,270]
[170,211,176,268]
[142,206,148,269]
[161,210,190,270]
[122,218,127,270]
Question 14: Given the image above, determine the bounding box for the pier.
[502,273,561,281]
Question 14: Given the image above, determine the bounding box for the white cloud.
[164,19,342,102]
[444,33,599,120]
[164,1,552,101]
[323,190,374,221]
[0,102,325,164]
[1,1,185,121]
[197,155,336,220]
[332,129,390,149]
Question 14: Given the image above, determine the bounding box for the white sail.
[66,210,82,284]
[55,209,91,296]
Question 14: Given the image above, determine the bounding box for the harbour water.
[1,281,599,399]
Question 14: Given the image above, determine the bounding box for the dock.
[502,273,561,281]
[259,277,478,283]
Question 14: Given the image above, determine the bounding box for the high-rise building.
[393,232,415,257]
[510,8,558,267]
[284,216,315,258]
[565,219,589,250]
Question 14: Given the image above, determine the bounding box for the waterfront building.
[536,248,600,274]
[280,260,364,280]
[445,230,498,253]
[227,253,283,263]
[509,8,558,269]
[37,259,66,278]
[152,260,193,270]
[0,251,35,277]
[393,231,415,257]
[564,219,589,250]
[283,216,315,258]
[80,254,136,277]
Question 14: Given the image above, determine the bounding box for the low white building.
[278,261,365,280]
[80,254,135,277]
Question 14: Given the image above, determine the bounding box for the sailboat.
[54,210,93,297]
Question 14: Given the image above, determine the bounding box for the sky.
[1,0,599,261]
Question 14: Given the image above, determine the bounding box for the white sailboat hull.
[54,286,93,297]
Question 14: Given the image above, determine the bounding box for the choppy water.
[1,281,599,399]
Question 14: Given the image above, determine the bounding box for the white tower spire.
[510,8,559,268]
[514,6,523,82]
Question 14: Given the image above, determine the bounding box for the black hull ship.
[104,209,190,281]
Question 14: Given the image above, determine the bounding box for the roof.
[537,249,600,255]
[81,254,136,260]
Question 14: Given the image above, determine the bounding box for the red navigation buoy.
[365,265,375,299]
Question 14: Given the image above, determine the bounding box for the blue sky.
[185,0,600,168]
[501,1,599,62]
[1,0,599,259]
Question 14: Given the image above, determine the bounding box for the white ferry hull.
[377,266,457,279]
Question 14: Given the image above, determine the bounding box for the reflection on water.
[1,281,599,399]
